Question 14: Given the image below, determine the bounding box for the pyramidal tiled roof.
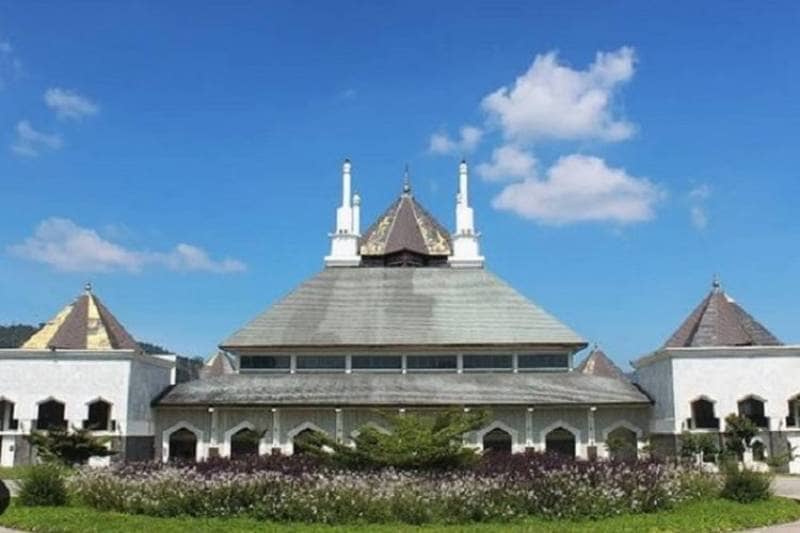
[360,190,452,257]
[21,285,141,352]
[576,348,628,381]
[664,281,782,348]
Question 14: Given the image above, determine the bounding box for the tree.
[724,413,759,458]
[679,431,718,461]
[301,408,489,469]
[25,427,116,466]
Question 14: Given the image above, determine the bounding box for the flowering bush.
[70,453,720,524]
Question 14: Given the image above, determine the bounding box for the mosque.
[1,160,798,473]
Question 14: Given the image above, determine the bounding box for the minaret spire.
[324,158,361,267]
[449,159,484,268]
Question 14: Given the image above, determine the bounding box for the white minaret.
[449,159,484,268]
[325,159,361,267]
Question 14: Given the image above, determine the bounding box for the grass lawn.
[0,466,33,479]
[1,498,799,533]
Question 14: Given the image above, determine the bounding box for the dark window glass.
[85,400,111,430]
[463,355,512,370]
[36,399,66,431]
[518,354,569,369]
[296,356,346,371]
[352,356,402,370]
[690,399,719,429]
[406,355,457,370]
[240,355,290,370]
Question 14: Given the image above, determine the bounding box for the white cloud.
[492,154,663,225]
[44,88,99,120]
[476,144,538,182]
[11,120,63,157]
[482,47,636,142]
[689,184,711,201]
[0,37,22,90]
[690,206,708,230]
[688,184,711,229]
[428,125,482,155]
[8,218,246,274]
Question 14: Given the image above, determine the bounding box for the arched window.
[230,428,260,459]
[482,428,513,454]
[292,428,323,455]
[786,396,800,428]
[606,427,638,461]
[168,428,198,462]
[690,398,719,429]
[84,400,112,431]
[751,440,766,462]
[545,427,576,458]
[738,397,769,429]
[0,399,17,431]
[36,399,66,431]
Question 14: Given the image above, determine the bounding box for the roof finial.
[712,273,721,292]
[402,164,411,195]
[84,281,92,294]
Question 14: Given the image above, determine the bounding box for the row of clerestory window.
[239,353,571,372]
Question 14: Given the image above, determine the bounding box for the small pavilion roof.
[663,279,781,348]
[359,188,452,258]
[576,347,629,381]
[21,284,141,352]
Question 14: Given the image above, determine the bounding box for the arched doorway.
[168,428,198,462]
[482,428,512,454]
[230,428,260,459]
[606,426,638,461]
[751,440,766,462]
[292,428,323,455]
[36,399,66,431]
[545,427,576,458]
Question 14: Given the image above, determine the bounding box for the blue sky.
[1,2,799,367]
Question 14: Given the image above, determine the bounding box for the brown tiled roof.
[360,193,452,257]
[664,284,782,348]
[576,348,628,381]
[21,288,141,351]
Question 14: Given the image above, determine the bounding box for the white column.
[326,159,360,267]
[290,355,296,374]
[345,355,352,374]
[512,354,519,374]
[456,354,464,374]
[525,407,534,448]
[209,407,219,458]
[271,408,280,451]
[449,160,484,268]
[587,407,597,446]
[335,408,344,444]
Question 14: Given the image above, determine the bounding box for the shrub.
[723,414,759,459]
[302,408,489,469]
[70,454,720,524]
[0,479,9,515]
[18,463,68,507]
[25,427,115,466]
[720,467,772,503]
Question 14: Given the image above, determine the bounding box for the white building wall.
[670,348,800,432]
[126,358,173,435]
[633,357,675,433]
[0,356,132,429]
